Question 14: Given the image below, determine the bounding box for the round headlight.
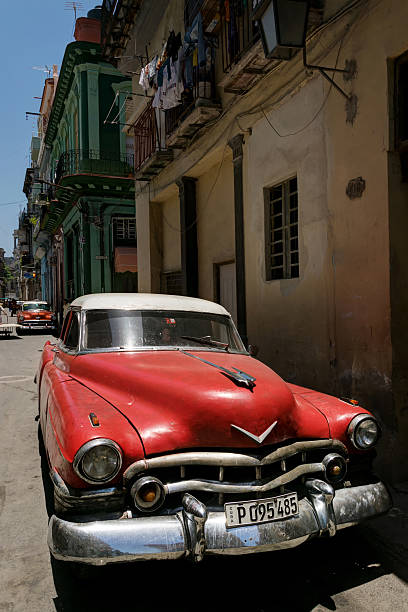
[73,439,122,484]
[348,415,380,450]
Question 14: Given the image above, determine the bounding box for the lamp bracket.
[302,48,356,101]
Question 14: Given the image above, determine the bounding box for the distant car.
[37,293,391,566]
[17,301,57,334]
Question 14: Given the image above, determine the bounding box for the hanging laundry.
[153,55,183,110]
[185,12,206,67]
[138,66,149,91]
[147,55,158,86]
[166,30,182,61]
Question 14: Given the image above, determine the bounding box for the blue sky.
[0,0,96,256]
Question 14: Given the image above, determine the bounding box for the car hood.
[21,310,52,318]
[68,351,330,456]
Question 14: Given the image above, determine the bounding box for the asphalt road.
[0,327,407,612]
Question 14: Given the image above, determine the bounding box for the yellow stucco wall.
[196,156,235,301]
[162,194,181,272]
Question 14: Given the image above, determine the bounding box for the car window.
[64,312,79,350]
[84,310,245,353]
[22,303,51,311]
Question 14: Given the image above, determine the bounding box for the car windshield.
[84,310,246,353]
[23,303,51,311]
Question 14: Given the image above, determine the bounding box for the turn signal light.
[131,476,165,512]
[141,486,158,503]
[89,413,100,427]
[322,453,347,483]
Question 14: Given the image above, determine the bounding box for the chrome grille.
[124,439,348,509]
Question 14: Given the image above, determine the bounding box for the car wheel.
[16,327,24,336]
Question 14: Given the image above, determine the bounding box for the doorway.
[215,261,237,323]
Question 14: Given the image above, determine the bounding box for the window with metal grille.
[264,177,299,280]
[161,271,183,295]
[113,217,136,242]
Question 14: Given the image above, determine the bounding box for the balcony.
[165,61,221,149]
[133,58,220,179]
[133,102,174,181]
[218,0,324,94]
[55,149,134,184]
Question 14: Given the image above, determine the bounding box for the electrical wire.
[160,120,235,235]
[258,32,345,138]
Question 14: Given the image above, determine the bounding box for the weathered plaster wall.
[196,156,235,301]
[323,0,408,478]
[245,77,334,393]
[162,195,181,272]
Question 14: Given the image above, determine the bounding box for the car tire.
[16,327,24,336]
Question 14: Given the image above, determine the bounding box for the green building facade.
[39,38,136,305]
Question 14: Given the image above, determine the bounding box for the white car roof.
[22,301,48,304]
[70,293,230,316]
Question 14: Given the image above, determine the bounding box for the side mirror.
[248,344,259,358]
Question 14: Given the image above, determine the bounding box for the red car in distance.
[36,293,390,566]
[17,301,57,334]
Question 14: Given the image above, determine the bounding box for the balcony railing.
[220,0,259,72]
[55,149,135,184]
[133,102,168,172]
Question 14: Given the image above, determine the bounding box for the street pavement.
[0,323,407,612]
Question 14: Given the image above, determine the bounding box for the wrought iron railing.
[220,0,260,72]
[55,149,134,183]
[133,102,167,171]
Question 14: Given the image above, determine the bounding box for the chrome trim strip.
[123,439,347,482]
[47,481,391,565]
[165,462,324,495]
[231,421,278,443]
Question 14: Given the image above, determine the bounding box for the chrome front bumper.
[48,480,391,565]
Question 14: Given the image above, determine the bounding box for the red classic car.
[37,293,390,566]
[17,301,57,334]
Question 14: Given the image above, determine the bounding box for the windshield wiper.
[180,335,230,351]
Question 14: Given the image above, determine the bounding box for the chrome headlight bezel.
[73,438,123,484]
[348,414,380,450]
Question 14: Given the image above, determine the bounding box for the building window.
[264,177,299,281]
[161,271,183,295]
[113,217,136,243]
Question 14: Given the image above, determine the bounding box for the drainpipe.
[228,133,247,347]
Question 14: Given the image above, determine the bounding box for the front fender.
[45,379,145,488]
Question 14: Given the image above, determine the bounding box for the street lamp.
[252,0,310,60]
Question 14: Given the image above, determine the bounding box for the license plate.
[225,492,299,528]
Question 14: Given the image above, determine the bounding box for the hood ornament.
[181,351,256,389]
[231,421,278,444]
